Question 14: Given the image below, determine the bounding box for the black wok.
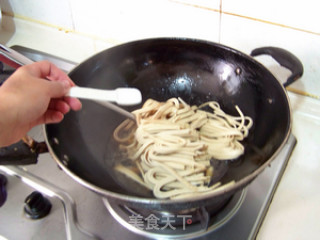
[1,38,303,211]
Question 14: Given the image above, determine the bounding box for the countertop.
[1,16,320,240]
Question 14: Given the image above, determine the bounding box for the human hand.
[0,61,82,147]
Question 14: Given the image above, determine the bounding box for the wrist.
[0,89,17,147]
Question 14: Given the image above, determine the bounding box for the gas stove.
[0,46,297,240]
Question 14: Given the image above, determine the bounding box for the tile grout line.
[170,0,320,37]
[221,10,320,37]
[218,0,222,43]
[2,5,320,44]
[66,0,76,32]
[1,11,122,46]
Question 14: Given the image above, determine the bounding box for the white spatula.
[67,86,142,106]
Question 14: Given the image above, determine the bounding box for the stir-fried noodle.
[113,98,253,199]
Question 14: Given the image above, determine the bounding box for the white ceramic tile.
[0,0,74,29]
[220,13,320,99]
[1,16,94,63]
[222,0,320,34]
[69,0,220,43]
[93,39,119,54]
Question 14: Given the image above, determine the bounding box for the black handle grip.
[0,139,47,165]
[0,174,7,207]
[250,47,303,87]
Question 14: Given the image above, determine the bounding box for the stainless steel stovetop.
[0,46,297,240]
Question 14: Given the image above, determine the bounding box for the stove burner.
[103,189,246,239]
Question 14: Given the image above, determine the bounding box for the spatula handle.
[67,86,142,106]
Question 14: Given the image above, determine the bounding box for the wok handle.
[0,44,34,68]
[250,47,303,87]
[0,136,48,165]
[0,174,7,207]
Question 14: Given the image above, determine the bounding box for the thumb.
[45,79,70,98]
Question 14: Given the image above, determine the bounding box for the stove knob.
[0,174,7,207]
[24,191,52,219]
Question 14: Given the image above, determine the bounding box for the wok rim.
[43,37,292,205]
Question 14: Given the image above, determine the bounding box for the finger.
[33,110,64,126]
[43,110,64,124]
[63,96,82,111]
[48,99,71,114]
[42,78,70,98]
[24,61,72,83]
[22,61,81,104]
[37,61,76,87]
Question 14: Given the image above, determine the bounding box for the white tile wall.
[170,0,220,10]
[0,0,74,29]
[0,0,319,97]
[68,0,220,43]
[220,13,320,97]
[1,15,96,63]
[222,0,320,34]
